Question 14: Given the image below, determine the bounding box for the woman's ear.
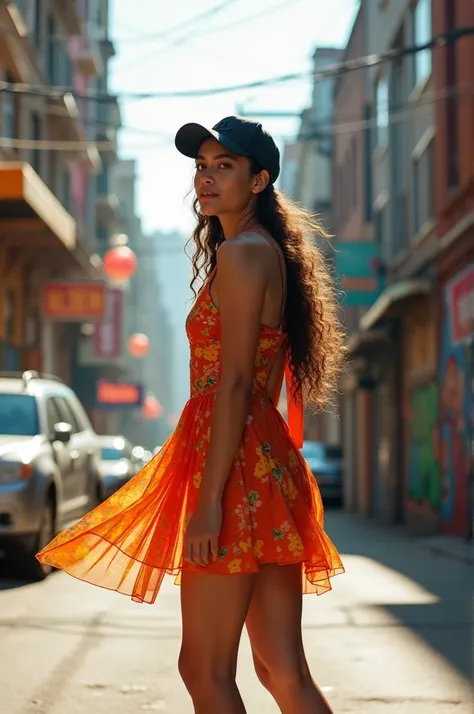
[252,170,270,194]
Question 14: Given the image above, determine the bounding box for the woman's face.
[194,137,267,216]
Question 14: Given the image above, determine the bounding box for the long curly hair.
[186,161,345,409]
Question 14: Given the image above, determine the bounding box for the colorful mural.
[407,380,441,510]
[438,265,473,536]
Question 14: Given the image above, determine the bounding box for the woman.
[37,116,345,714]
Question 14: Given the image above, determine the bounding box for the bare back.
[210,228,287,403]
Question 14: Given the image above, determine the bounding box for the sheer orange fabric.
[36,279,344,603]
[285,363,304,449]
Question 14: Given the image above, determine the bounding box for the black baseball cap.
[175,115,280,183]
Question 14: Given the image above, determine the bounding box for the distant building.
[108,161,174,448]
[280,46,343,447]
[153,230,194,420]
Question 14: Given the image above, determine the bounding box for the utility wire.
[2,81,471,152]
[117,0,241,78]
[1,27,470,104]
[122,0,303,81]
[119,0,241,44]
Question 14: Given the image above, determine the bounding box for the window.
[0,394,39,436]
[363,104,373,221]
[54,396,81,433]
[46,15,55,84]
[413,0,432,86]
[375,75,389,147]
[45,398,62,437]
[32,0,42,48]
[101,447,126,461]
[31,112,41,174]
[4,290,15,339]
[412,141,434,235]
[3,72,16,140]
[374,199,390,259]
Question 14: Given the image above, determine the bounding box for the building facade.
[431,0,474,538]
[332,0,473,539]
[0,0,115,384]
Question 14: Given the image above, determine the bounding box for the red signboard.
[42,282,105,321]
[447,265,474,345]
[96,380,144,408]
[92,288,123,359]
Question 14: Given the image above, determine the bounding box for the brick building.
[431,0,474,537]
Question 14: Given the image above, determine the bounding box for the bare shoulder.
[216,231,274,278]
[216,234,267,279]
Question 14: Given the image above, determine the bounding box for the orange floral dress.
[36,275,344,604]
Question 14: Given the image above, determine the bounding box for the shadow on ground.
[325,511,473,681]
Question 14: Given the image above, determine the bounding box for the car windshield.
[101,447,125,461]
[0,394,39,436]
[302,442,342,460]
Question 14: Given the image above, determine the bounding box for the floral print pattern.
[36,274,344,604]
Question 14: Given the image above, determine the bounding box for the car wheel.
[27,499,55,581]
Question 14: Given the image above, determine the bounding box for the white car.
[0,370,101,579]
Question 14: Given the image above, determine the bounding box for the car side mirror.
[52,422,73,444]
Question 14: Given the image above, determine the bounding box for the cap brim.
[175,122,252,159]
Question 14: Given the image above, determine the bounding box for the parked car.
[97,435,136,499]
[0,370,102,579]
[301,440,343,506]
[131,445,153,469]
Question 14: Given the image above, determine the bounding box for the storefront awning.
[0,162,76,251]
[360,279,432,332]
[346,330,392,357]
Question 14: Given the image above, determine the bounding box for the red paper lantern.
[142,395,163,420]
[128,333,150,358]
[103,245,137,282]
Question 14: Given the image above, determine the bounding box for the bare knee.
[254,658,312,697]
[178,646,236,697]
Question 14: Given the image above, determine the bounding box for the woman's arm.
[184,237,266,567]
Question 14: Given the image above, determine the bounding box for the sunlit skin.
[178,135,334,714]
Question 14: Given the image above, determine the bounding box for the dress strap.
[248,226,304,448]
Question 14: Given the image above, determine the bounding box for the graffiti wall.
[407,380,441,512]
[438,265,473,536]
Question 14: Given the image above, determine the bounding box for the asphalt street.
[1,511,472,713]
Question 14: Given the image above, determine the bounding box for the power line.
[1,26,470,104]
[116,0,241,78]
[115,0,241,44]
[173,0,305,41]
[2,81,470,152]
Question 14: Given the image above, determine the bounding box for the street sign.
[95,380,144,409]
[42,281,106,321]
[335,241,383,307]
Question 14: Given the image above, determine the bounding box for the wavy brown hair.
[186,161,345,408]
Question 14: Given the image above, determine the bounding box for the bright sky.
[109,0,358,235]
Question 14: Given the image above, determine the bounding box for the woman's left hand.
[184,500,223,567]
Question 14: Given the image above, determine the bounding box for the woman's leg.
[179,570,255,714]
[246,563,334,714]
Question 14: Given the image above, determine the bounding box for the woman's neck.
[219,210,259,240]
